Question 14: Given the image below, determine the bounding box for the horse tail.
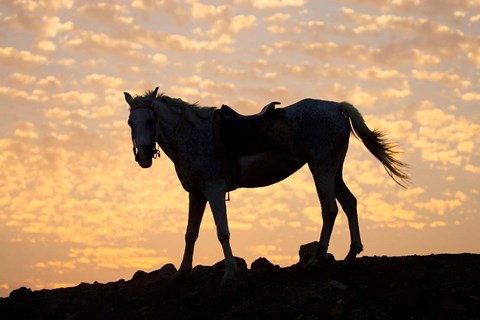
[339,101,410,188]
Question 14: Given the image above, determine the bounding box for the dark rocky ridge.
[1,244,479,320]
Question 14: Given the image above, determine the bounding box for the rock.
[251,257,278,271]
[212,257,248,270]
[191,265,210,275]
[298,242,336,265]
[9,286,32,299]
[1,254,479,319]
[156,263,177,279]
[329,280,348,291]
[298,241,318,265]
[131,270,148,281]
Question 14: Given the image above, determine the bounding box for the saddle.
[220,101,280,122]
[213,101,291,158]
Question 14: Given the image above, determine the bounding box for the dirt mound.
[1,249,479,320]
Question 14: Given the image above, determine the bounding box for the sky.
[0,0,479,297]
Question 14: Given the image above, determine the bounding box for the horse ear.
[149,87,159,106]
[124,92,135,108]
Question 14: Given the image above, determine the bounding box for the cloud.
[319,82,379,108]
[412,69,471,89]
[37,40,57,51]
[78,3,133,25]
[151,53,168,65]
[35,247,170,273]
[458,91,480,101]
[381,80,412,99]
[62,30,142,55]
[6,73,37,85]
[338,6,476,67]
[41,16,74,38]
[207,14,257,38]
[0,47,47,65]
[52,90,97,106]
[360,192,417,223]
[44,107,71,119]
[412,102,480,167]
[236,0,305,9]
[82,74,125,89]
[188,1,229,19]
[397,187,425,199]
[302,41,441,68]
[356,66,406,81]
[464,164,480,173]
[14,122,38,139]
[0,86,46,102]
[264,13,291,22]
[264,13,292,34]
[37,75,62,88]
[69,247,170,269]
[414,192,467,215]
[168,74,235,102]
[303,206,322,224]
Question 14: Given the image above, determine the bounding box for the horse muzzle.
[135,147,153,168]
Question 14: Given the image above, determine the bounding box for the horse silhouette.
[125,87,409,286]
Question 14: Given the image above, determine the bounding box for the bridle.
[130,106,161,160]
[131,134,161,159]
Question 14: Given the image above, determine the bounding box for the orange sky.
[1,0,479,297]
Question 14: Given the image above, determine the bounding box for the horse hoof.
[345,254,356,260]
[345,247,363,260]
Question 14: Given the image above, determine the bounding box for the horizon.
[1,0,479,297]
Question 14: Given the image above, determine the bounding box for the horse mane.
[130,90,216,121]
[157,93,201,109]
[155,92,216,118]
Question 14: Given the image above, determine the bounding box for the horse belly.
[236,152,305,188]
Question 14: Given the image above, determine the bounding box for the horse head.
[124,87,160,168]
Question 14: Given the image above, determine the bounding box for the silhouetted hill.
[1,246,479,320]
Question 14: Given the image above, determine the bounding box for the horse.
[124,87,409,286]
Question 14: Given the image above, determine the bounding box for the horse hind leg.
[307,164,338,267]
[207,190,238,286]
[335,168,363,259]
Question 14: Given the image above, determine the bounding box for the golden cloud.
[0,47,47,65]
[14,122,38,139]
[238,0,305,9]
[412,69,471,89]
[189,1,229,19]
[37,40,57,51]
[413,103,480,167]
[41,16,74,38]
[6,73,37,85]
[414,192,467,215]
[82,74,125,89]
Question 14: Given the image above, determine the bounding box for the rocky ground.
[1,243,479,320]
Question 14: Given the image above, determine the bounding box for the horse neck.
[152,100,211,162]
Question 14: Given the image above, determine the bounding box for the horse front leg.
[208,190,238,286]
[177,192,207,277]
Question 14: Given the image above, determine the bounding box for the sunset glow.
[1,0,479,297]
